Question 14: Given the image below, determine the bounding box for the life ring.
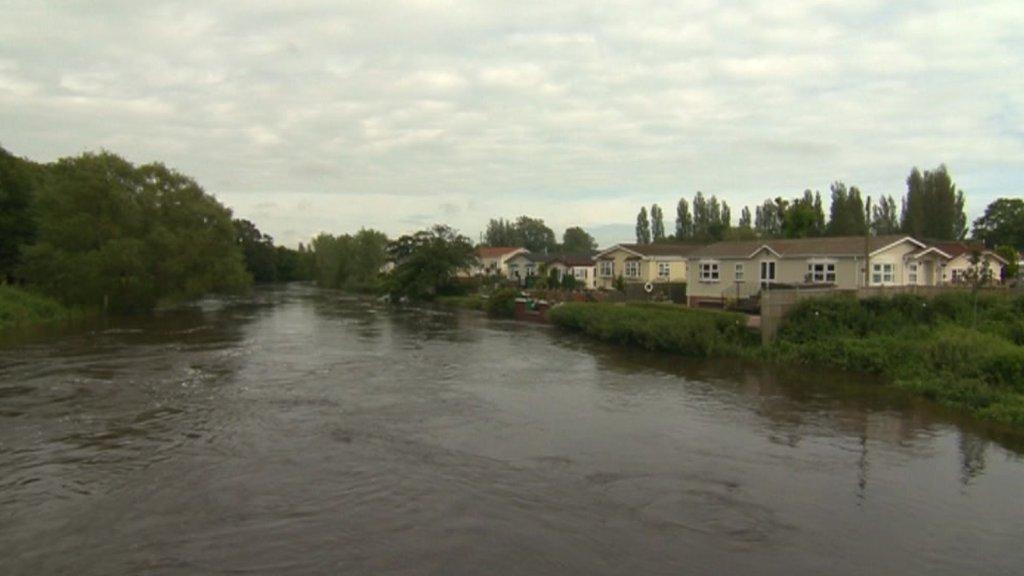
[644,282,654,293]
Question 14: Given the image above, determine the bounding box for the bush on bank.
[549,302,755,357]
[548,294,1024,427]
[772,293,1024,426]
[0,285,81,330]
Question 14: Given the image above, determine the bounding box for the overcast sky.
[2,1,1022,247]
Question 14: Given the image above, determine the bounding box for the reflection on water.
[1,284,1022,575]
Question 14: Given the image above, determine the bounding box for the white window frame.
[807,259,837,284]
[760,261,776,286]
[624,260,641,279]
[735,263,745,281]
[872,262,894,285]
[657,262,670,279]
[599,260,614,278]
[908,263,918,284]
[699,261,720,283]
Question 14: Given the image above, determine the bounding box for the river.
[1,285,1022,575]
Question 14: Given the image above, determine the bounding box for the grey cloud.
[0,0,1021,247]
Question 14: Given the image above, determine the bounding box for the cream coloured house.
[594,243,701,290]
[471,246,528,277]
[505,252,598,288]
[930,242,1007,284]
[685,235,945,307]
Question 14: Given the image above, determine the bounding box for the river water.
[1,285,1022,575]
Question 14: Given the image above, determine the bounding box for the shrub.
[549,302,755,357]
[485,288,519,318]
[0,285,78,330]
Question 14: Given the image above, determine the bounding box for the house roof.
[690,235,922,259]
[475,246,525,258]
[513,251,596,266]
[596,242,703,259]
[925,241,1008,264]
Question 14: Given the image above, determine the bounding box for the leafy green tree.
[995,245,1019,281]
[901,165,967,240]
[386,225,475,299]
[635,207,651,244]
[871,195,900,235]
[755,199,783,238]
[561,226,597,252]
[514,216,557,253]
[311,229,388,291]
[826,182,865,236]
[972,198,1024,250]
[650,204,665,241]
[738,206,753,230]
[20,152,248,311]
[483,218,517,246]
[234,219,277,282]
[675,198,693,240]
[780,194,820,238]
[0,146,38,282]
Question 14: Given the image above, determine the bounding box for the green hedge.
[549,302,755,357]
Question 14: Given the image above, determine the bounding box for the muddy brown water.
[1,285,1022,575]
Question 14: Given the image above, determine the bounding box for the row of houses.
[470,236,1011,306]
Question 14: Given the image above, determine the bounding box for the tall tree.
[780,194,819,238]
[826,182,865,236]
[234,219,277,282]
[483,218,516,246]
[901,165,966,240]
[871,195,900,236]
[738,206,753,230]
[972,198,1024,250]
[755,199,783,238]
[635,207,651,244]
[561,226,597,252]
[675,198,693,240]
[692,192,709,239]
[513,216,557,253]
[0,146,38,282]
[650,204,665,241]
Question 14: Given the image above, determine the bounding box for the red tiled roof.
[475,246,525,258]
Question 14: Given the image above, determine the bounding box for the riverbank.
[0,285,84,331]
[550,294,1024,428]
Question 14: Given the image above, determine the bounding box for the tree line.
[482,216,597,253]
[632,165,1016,247]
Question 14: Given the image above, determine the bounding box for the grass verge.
[0,285,82,331]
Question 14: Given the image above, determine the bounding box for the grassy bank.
[549,302,756,357]
[549,294,1024,428]
[0,285,82,330]
[771,293,1024,426]
[435,294,485,311]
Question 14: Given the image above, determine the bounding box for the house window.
[526,264,536,276]
[760,261,776,286]
[700,262,720,282]
[735,263,744,281]
[657,262,670,279]
[573,268,588,279]
[908,263,918,284]
[510,264,520,278]
[624,261,640,278]
[872,263,894,284]
[807,261,836,283]
[599,261,614,277]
